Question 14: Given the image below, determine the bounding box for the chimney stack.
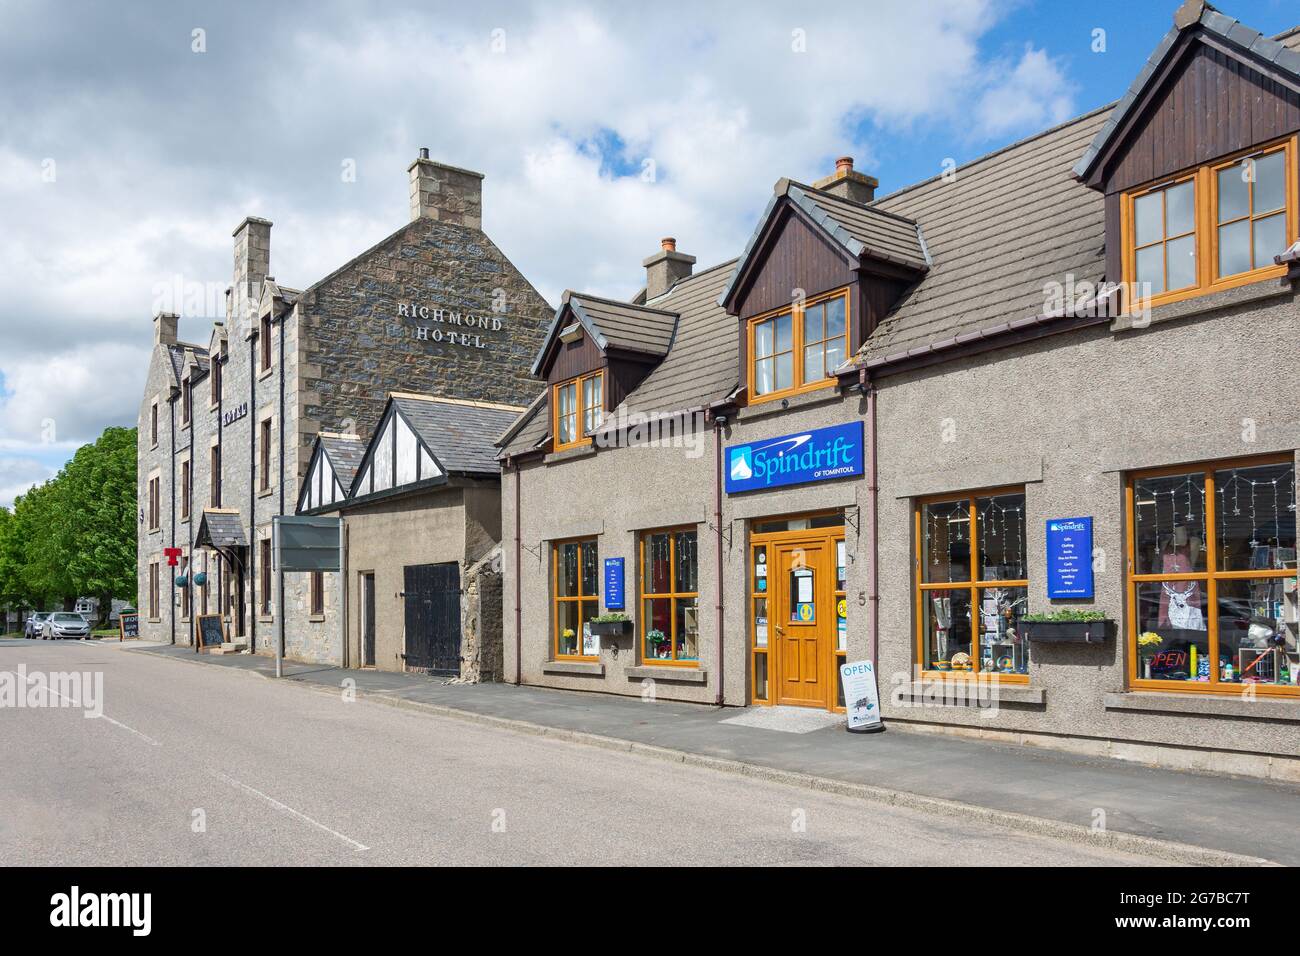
[231,216,272,332]
[153,312,179,346]
[409,150,484,229]
[812,156,878,205]
[643,237,695,300]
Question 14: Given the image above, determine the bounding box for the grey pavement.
[116,640,1300,865]
[0,638,1162,866]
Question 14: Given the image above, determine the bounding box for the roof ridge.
[389,391,525,412]
[568,291,679,316]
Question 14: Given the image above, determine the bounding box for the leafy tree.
[60,427,137,626]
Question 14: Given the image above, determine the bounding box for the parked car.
[42,612,90,640]
[24,612,51,639]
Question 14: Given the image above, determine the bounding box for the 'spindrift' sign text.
[725,421,864,494]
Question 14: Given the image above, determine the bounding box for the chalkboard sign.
[118,613,140,641]
[196,614,226,649]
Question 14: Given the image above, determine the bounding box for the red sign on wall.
[163,547,183,567]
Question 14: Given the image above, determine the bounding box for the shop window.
[1128,457,1297,696]
[640,528,699,665]
[748,289,849,403]
[916,490,1030,680]
[1124,136,1296,308]
[553,371,603,451]
[553,538,599,659]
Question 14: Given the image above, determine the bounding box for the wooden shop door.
[774,540,833,708]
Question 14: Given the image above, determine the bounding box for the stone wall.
[460,546,504,682]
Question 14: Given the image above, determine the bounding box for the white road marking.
[209,770,370,852]
[4,667,161,746]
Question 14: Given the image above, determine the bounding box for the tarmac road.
[0,639,1160,866]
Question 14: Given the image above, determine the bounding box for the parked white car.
[42,612,90,640]
[24,612,51,638]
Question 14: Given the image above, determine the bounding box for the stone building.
[498,2,1300,781]
[136,151,552,659]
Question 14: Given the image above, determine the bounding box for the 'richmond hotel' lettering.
[397,302,505,349]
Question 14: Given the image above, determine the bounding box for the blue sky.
[2,0,1297,507]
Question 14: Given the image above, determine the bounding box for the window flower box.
[1022,615,1112,644]
[589,617,633,638]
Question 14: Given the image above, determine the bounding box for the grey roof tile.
[391,396,524,476]
[318,434,366,491]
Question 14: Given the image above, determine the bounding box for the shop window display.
[640,528,698,664]
[917,491,1030,677]
[1129,459,1298,693]
[554,539,599,658]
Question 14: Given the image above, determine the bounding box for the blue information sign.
[725,421,864,494]
[604,557,625,610]
[1046,517,1094,599]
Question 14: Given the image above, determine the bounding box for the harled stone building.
[136,151,552,660]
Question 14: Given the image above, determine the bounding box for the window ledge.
[543,660,604,676]
[258,367,274,381]
[1104,691,1299,722]
[1111,277,1290,332]
[625,664,707,684]
[309,614,326,623]
[257,487,273,498]
[740,385,845,422]
[544,444,597,465]
[896,680,1044,706]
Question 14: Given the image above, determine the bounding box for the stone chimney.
[812,156,878,205]
[642,237,696,300]
[231,216,272,332]
[153,312,179,346]
[408,148,484,229]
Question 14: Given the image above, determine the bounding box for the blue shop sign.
[604,557,625,610]
[1046,517,1094,599]
[725,421,864,494]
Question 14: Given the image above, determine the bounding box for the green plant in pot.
[1021,608,1112,644]
[647,628,669,658]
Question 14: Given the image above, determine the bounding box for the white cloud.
[0,0,1081,487]
[971,44,1076,140]
[0,456,56,510]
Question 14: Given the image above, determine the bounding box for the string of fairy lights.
[1136,468,1297,562]
[927,496,1025,578]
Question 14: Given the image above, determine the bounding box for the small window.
[749,289,849,403]
[260,538,273,617]
[640,528,699,665]
[553,371,604,451]
[181,378,192,426]
[210,445,222,507]
[148,476,161,531]
[260,315,273,372]
[553,538,599,659]
[150,401,158,447]
[148,563,160,619]
[310,571,324,616]
[259,419,272,492]
[180,460,191,520]
[1215,150,1289,279]
[210,358,222,405]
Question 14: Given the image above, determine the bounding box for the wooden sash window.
[553,371,603,451]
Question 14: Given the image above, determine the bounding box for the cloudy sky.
[1,0,1296,507]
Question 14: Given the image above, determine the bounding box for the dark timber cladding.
[734,208,857,320]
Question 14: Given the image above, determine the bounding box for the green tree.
[11,478,73,611]
[60,427,137,625]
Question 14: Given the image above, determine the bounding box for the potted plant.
[646,628,669,657]
[1137,631,1163,678]
[589,612,633,637]
[1021,609,1112,644]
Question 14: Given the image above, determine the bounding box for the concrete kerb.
[130,647,1277,867]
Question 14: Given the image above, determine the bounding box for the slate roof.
[166,344,209,384]
[862,105,1112,365]
[318,434,366,491]
[195,510,247,549]
[719,180,927,307]
[1074,1,1300,182]
[530,292,679,376]
[391,395,525,476]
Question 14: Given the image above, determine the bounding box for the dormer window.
[553,371,603,451]
[748,288,848,403]
[1124,137,1296,307]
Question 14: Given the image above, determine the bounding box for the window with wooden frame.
[552,371,603,451]
[180,459,191,521]
[1127,456,1297,697]
[181,377,191,427]
[259,418,272,492]
[310,570,324,617]
[553,538,599,659]
[148,562,159,619]
[640,528,699,665]
[147,475,160,531]
[259,537,272,617]
[260,314,273,372]
[1123,136,1297,308]
[750,541,770,702]
[210,444,222,507]
[210,357,221,406]
[748,288,849,403]
[915,489,1030,682]
[150,400,158,447]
